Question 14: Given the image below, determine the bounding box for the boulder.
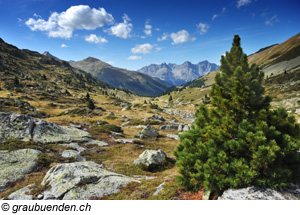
[0,112,34,141]
[135,125,159,139]
[41,162,139,200]
[0,112,92,143]
[166,134,179,140]
[218,186,298,200]
[0,149,41,192]
[33,118,91,143]
[133,149,166,167]
[7,184,35,200]
[62,150,85,162]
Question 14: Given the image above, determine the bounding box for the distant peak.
[84,57,101,62]
[0,38,5,43]
[42,51,59,60]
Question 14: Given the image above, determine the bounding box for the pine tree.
[86,92,90,100]
[87,99,95,110]
[168,95,173,102]
[174,35,300,193]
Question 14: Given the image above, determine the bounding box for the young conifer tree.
[174,35,300,193]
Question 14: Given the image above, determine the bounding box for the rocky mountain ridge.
[138,60,219,86]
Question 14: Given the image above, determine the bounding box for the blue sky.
[0,0,299,70]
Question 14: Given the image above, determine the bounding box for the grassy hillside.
[71,58,170,97]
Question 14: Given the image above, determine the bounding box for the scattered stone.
[0,149,41,192]
[108,112,115,116]
[218,186,298,200]
[178,123,191,132]
[115,138,138,144]
[41,162,139,200]
[110,132,124,138]
[160,124,179,130]
[7,184,35,200]
[62,150,85,162]
[183,124,191,131]
[153,182,165,196]
[133,149,166,168]
[135,125,159,139]
[202,188,211,200]
[37,194,44,200]
[132,175,157,180]
[84,139,109,147]
[121,115,127,118]
[166,134,179,140]
[96,120,108,125]
[69,123,82,129]
[60,143,86,153]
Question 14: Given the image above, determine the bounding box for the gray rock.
[183,124,191,131]
[0,112,92,143]
[166,134,179,140]
[0,149,41,192]
[153,182,165,196]
[0,112,34,141]
[133,149,166,167]
[33,118,91,143]
[84,139,109,147]
[160,124,178,130]
[62,150,85,162]
[60,143,86,153]
[218,186,298,200]
[108,112,115,116]
[115,138,139,144]
[41,162,139,200]
[178,123,184,132]
[135,125,159,139]
[7,184,35,200]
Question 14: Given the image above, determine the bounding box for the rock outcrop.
[41,162,139,200]
[0,112,92,143]
[0,149,41,192]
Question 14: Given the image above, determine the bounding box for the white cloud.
[170,30,196,45]
[108,61,115,65]
[107,14,133,39]
[222,7,227,13]
[84,34,108,43]
[265,15,279,26]
[236,0,251,8]
[155,47,163,51]
[196,23,210,35]
[61,44,68,48]
[131,43,153,54]
[128,56,142,60]
[140,36,146,39]
[25,5,114,39]
[212,14,219,20]
[144,21,152,36]
[157,33,168,41]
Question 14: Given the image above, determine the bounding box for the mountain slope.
[138,61,219,86]
[70,58,170,97]
[0,38,108,92]
[182,32,300,90]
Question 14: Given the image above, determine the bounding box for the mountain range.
[70,58,170,97]
[138,61,219,86]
